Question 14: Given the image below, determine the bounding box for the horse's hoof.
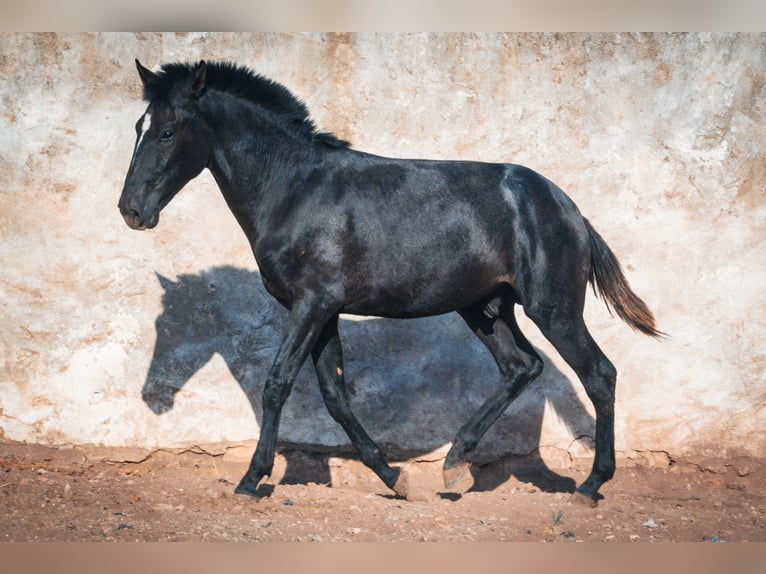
[392,467,410,499]
[443,462,473,492]
[570,491,598,507]
[234,482,259,497]
[234,474,265,497]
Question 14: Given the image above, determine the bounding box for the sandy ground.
[1,443,764,542]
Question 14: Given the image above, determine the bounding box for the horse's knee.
[261,377,291,411]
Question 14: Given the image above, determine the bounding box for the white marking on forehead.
[136,113,152,149]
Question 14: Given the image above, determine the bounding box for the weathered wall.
[1,33,764,467]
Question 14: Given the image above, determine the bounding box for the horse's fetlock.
[362,446,386,468]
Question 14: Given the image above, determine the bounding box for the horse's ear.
[135,59,157,87]
[155,272,176,290]
[192,60,207,98]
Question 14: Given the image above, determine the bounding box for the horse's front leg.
[311,314,408,497]
[235,296,339,496]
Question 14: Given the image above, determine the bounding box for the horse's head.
[118,59,213,230]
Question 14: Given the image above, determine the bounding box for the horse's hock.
[2,34,765,486]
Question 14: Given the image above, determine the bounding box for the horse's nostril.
[120,206,145,229]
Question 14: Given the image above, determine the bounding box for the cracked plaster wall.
[1,33,764,466]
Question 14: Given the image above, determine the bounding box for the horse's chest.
[253,243,296,306]
[254,240,340,309]
[259,271,293,308]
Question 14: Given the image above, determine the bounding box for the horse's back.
[311,153,591,317]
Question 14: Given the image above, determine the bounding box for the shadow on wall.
[141,266,595,494]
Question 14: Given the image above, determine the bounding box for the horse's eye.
[160,129,175,142]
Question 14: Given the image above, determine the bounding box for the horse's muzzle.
[121,207,160,230]
[118,189,161,230]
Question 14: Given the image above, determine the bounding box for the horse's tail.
[585,218,664,339]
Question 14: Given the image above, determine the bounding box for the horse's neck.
[205,101,317,238]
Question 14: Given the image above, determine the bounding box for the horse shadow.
[141,266,596,494]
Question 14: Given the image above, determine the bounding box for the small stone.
[643,519,658,529]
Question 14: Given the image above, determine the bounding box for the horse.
[118,59,662,506]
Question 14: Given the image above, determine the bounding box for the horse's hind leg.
[443,300,543,491]
[527,305,617,506]
[311,314,407,497]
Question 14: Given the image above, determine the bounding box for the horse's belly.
[341,259,510,318]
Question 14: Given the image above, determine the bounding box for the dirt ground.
[1,443,764,542]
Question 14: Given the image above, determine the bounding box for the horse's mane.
[142,61,350,149]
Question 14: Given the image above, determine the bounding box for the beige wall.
[1,33,764,466]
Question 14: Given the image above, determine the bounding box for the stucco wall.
[1,33,764,466]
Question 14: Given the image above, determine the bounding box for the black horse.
[118,60,661,505]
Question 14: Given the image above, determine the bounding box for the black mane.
[142,61,350,148]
